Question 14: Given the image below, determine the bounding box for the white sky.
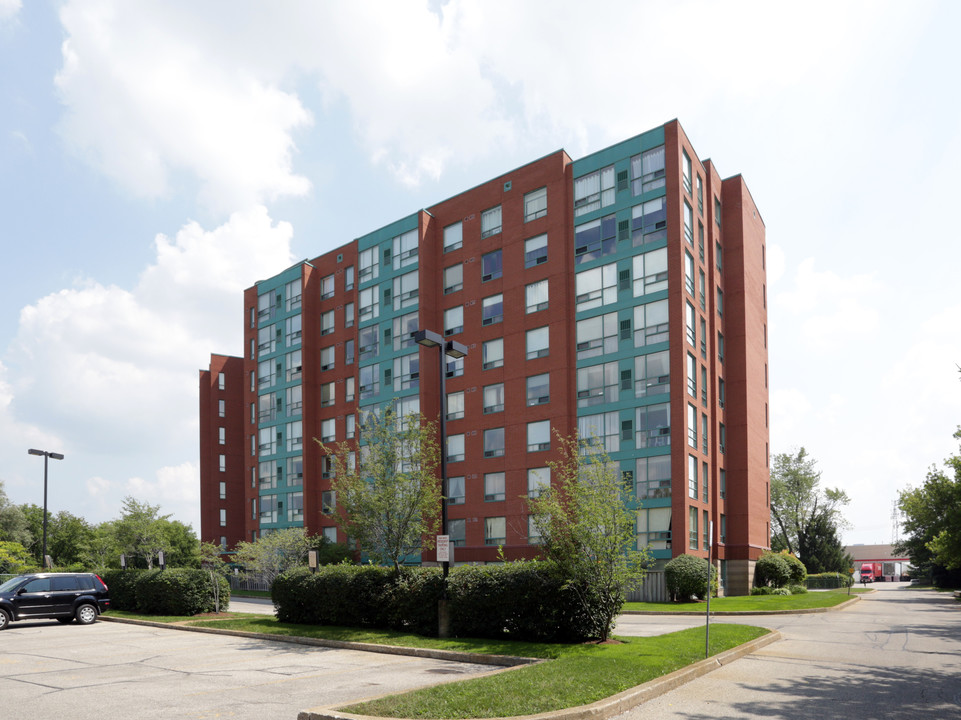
[1,0,959,545]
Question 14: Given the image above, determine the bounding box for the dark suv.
[0,573,110,630]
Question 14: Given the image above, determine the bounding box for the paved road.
[0,618,492,720]
[613,583,961,720]
[230,595,277,615]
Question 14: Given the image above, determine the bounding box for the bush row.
[806,572,853,589]
[101,569,230,615]
[272,561,600,642]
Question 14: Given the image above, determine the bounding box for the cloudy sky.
[1,1,959,546]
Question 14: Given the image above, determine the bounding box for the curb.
[98,615,538,668]
[622,594,861,616]
[296,630,782,720]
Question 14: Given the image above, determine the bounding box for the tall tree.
[320,404,441,572]
[0,481,32,547]
[47,511,94,566]
[528,432,650,642]
[897,428,961,584]
[770,448,849,557]
[233,527,310,586]
[797,510,853,573]
[113,496,172,569]
[80,522,120,572]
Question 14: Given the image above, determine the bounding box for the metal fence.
[625,570,667,603]
[229,575,271,593]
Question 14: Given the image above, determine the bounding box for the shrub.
[771,587,790,595]
[751,586,773,596]
[754,552,792,588]
[780,552,808,584]
[665,554,716,601]
[788,584,808,595]
[101,568,229,615]
[806,572,853,589]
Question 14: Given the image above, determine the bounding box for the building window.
[321,455,335,480]
[288,455,303,483]
[574,214,616,264]
[447,433,465,463]
[483,338,504,370]
[696,176,704,214]
[219,508,226,527]
[285,314,302,346]
[720,468,726,499]
[287,420,303,452]
[345,339,355,366]
[447,390,465,421]
[631,146,665,196]
[527,420,550,452]
[682,150,692,194]
[702,460,709,502]
[321,381,336,407]
[446,355,464,378]
[637,506,671,550]
[525,279,548,313]
[483,383,505,414]
[576,361,618,407]
[702,414,709,455]
[444,264,463,294]
[687,404,698,449]
[345,265,354,291]
[345,302,354,328]
[635,350,670,397]
[526,373,550,406]
[524,234,548,267]
[688,454,698,499]
[719,378,726,408]
[484,427,505,458]
[449,518,466,546]
[218,399,225,418]
[528,467,550,497]
[720,514,726,544]
[576,314,622,365]
[259,461,277,489]
[321,310,335,336]
[322,490,336,515]
[717,332,725,363]
[321,418,336,443]
[219,481,226,500]
[484,472,506,502]
[320,274,335,300]
[578,411,619,453]
[392,229,418,270]
[636,455,671,499]
[218,427,226,445]
[684,201,694,245]
[685,252,695,296]
[687,354,697,397]
[359,325,378,361]
[716,287,724,316]
[699,269,706,309]
[219,454,226,472]
[632,248,668,297]
[344,377,354,404]
[485,516,506,545]
[636,403,670,448]
[444,306,464,336]
[359,246,379,282]
[634,300,669,348]
[444,222,463,252]
[287,491,304,522]
[689,507,699,550]
[393,353,419,391]
[481,250,502,282]
[482,294,503,325]
[528,515,542,544]
[715,196,722,227]
[393,270,419,311]
[440,475,464,507]
[719,423,726,454]
[574,164,614,217]
[218,372,225,390]
[319,346,334,373]
[631,197,667,247]
[481,205,502,238]
[575,262,616,311]
[526,326,549,360]
[393,311,419,351]
[524,186,547,221]
[346,413,355,439]
[686,303,696,346]
[359,287,379,321]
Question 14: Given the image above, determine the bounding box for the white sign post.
[436,535,450,563]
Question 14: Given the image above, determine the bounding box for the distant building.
[846,544,911,581]
[199,119,771,594]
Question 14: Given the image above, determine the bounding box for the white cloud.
[0,0,20,23]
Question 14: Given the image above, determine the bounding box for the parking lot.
[0,619,493,720]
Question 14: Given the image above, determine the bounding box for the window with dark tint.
[52,576,82,591]
[23,578,52,592]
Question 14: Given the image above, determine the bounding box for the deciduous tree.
[233,527,311,586]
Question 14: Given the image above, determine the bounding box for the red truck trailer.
[860,563,882,582]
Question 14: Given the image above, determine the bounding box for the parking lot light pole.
[413,329,467,579]
[28,448,65,568]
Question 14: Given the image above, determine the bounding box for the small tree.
[754,552,792,588]
[528,431,650,642]
[0,541,35,574]
[233,527,310,587]
[320,404,442,573]
[665,554,717,601]
[114,496,171,569]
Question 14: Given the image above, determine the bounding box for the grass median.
[624,587,866,613]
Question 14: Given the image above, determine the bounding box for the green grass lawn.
[624,587,867,613]
[342,624,768,719]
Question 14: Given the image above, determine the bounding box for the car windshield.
[0,575,28,593]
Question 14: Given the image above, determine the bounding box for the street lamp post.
[28,448,65,568]
[413,329,468,579]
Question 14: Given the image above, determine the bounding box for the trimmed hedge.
[272,561,602,642]
[806,572,853,589]
[664,554,716,601]
[101,568,229,615]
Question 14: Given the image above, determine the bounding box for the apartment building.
[199,119,770,594]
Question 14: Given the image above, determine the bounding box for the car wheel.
[76,604,98,625]
[0,609,9,631]
[57,617,74,624]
